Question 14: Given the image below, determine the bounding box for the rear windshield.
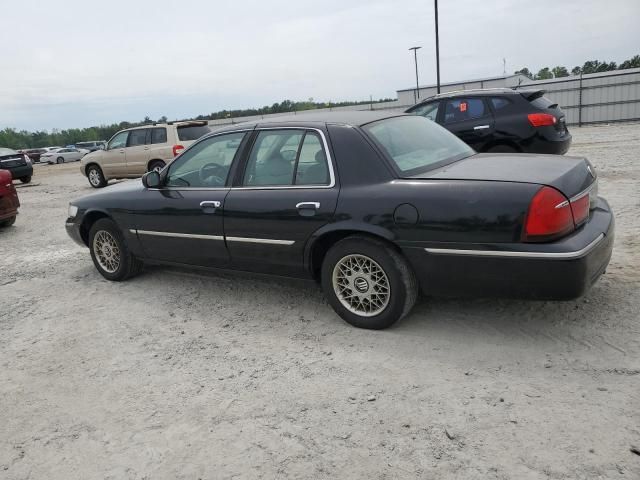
[0,148,18,156]
[363,116,474,176]
[529,96,558,110]
[177,124,211,141]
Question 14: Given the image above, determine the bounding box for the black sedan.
[65,112,613,329]
[406,89,572,155]
[0,148,33,183]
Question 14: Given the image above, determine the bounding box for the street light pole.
[409,46,422,103]
[434,0,441,94]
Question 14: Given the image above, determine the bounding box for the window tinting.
[243,130,303,186]
[177,124,211,141]
[530,96,557,110]
[411,102,440,121]
[364,116,474,176]
[166,132,245,188]
[295,133,329,185]
[491,97,510,110]
[443,98,488,124]
[108,131,128,150]
[128,129,148,147]
[151,127,167,144]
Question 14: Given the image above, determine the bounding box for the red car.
[0,169,19,227]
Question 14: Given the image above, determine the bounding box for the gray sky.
[1,0,638,131]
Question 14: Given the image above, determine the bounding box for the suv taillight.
[524,186,574,242]
[528,113,557,127]
[172,145,185,156]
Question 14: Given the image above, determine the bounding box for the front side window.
[108,131,128,150]
[363,115,474,176]
[443,98,488,124]
[411,102,440,122]
[128,129,148,147]
[243,130,330,187]
[166,132,245,188]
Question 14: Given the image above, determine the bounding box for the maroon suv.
[0,169,20,227]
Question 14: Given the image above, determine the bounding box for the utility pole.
[434,0,441,94]
[409,46,422,103]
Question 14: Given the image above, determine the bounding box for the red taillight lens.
[569,193,590,226]
[524,186,574,242]
[528,113,557,127]
[172,144,185,156]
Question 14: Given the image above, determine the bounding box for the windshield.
[363,115,474,176]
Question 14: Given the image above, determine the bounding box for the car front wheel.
[321,236,418,329]
[19,176,31,184]
[88,218,143,281]
[148,160,166,173]
[87,165,107,188]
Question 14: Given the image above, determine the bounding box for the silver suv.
[80,121,211,188]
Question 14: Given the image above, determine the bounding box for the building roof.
[397,73,527,93]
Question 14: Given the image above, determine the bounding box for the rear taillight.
[569,192,590,226]
[172,145,185,156]
[524,186,574,242]
[528,113,557,127]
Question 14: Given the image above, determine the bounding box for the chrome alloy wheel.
[332,254,390,317]
[93,230,121,273]
[88,169,101,186]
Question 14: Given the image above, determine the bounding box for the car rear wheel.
[19,176,31,184]
[56,156,64,164]
[87,165,107,188]
[89,218,143,281]
[321,236,418,329]
[148,160,166,173]
[0,216,16,228]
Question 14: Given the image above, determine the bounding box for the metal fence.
[514,68,640,126]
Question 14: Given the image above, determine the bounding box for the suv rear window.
[529,95,558,110]
[177,124,211,141]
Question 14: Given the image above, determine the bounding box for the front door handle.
[200,200,221,213]
[473,125,490,130]
[296,202,320,209]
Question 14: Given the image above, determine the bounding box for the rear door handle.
[296,202,320,209]
[473,125,490,130]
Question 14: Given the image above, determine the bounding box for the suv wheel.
[19,176,31,184]
[321,236,418,329]
[89,218,143,281]
[148,160,166,173]
[87,165,107,188]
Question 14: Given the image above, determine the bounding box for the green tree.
[514,67,533,79]
[535,67,553,80]
[551,66,569,78]
[620,55,640,69]
[571,66,582,76]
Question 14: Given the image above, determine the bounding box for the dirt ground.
[1,124,639,479]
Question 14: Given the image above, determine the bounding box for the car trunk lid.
[408,153,595,199]
[0,152,27,168]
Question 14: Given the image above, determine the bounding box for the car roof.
[211,111,407,134]
[415,88,543,103]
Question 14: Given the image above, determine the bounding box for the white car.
[42,148,89,164]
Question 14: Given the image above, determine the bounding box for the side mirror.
[142,171,161,189]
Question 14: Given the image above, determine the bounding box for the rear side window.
[411,102,440,122]
[151,128,167,144]
[128,129,148,147]
[491,97,511,110]
[530,96,558,110]
[177,125,211,141]
[443,98,488,124]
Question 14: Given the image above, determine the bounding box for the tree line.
[514,54,640,80]
[0,98,394,150]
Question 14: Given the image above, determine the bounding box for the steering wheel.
[198,163,226,186]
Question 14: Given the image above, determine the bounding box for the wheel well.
[79,211,110,246]
[309,230,400,280]
[147,159,166,170]
[84,162,101,175]
[481,140,522,152]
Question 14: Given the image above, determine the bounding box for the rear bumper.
[402,197,614,300]
[7,165,33,180]
[521,132,572,155]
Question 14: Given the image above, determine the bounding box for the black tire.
[486,144,518,153]
[19,176,31,184]
[321,236,418,329]
[56,156,64,164]
[0,216,16,228]
[86,164,107,188]
[88,218,143,281]
[148,160,166,173]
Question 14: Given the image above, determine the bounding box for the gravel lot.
[1,124,639,479]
